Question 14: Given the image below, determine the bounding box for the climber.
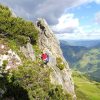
[41,52,49,65]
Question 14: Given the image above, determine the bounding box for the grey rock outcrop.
[9,8,17,17]
[36,18,76,99]
[20,43,35,61]
[0,44,21,70]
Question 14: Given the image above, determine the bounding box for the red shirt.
[41,53,48,60]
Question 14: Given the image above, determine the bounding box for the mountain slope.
[60,40,100,99]
[60,40,88,65]
[60,40,100,82]
[61,40,100,47]
[74,47,100,82]
[73,71,100,100]
[37,18,75,98]
[0,4,75,100]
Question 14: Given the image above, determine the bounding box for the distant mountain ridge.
[60,40,100,82]
[60,40,100,48]
[60,40,88,66]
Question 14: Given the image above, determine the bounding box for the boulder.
[20,43,35,61]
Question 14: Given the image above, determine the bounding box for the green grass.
[73,71,100,100]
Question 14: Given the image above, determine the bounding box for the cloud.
[95,0,100,4]
[55,22,100,40]
[56,32,100,40]
[51,13,79,33]
[0,0,100,40]
[0,0,95,25]
[95,11,100,24]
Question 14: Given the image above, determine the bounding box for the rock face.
[36,18,76,99]
[20,43,35,61]
[9,8,17,17]
[0,44,21,70]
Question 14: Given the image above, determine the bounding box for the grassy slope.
[73,47,100,82]
[73,48,100,70]
[60,41,87,65]
[60,40,100,82]
[73,71,100,100]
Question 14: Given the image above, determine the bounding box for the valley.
[60,40,100,82]
[60,40,100,99]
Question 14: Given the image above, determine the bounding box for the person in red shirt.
[41,53,49,65]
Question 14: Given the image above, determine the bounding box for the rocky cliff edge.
[36,18,76,99]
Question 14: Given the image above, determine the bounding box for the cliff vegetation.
[0,4,72,100]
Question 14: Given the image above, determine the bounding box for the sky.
[0,0,100,40]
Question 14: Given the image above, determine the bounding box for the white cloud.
[0,0,98,25]
[56,32,100,40]
[95,11,100,24]
[94,0,100,4]
[51,13,79,33]
[54,12,100,40]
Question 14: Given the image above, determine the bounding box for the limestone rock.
[36,18,76,99]
[0,44,22,70]
[20,43,35,61]
[9,8,17,17]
